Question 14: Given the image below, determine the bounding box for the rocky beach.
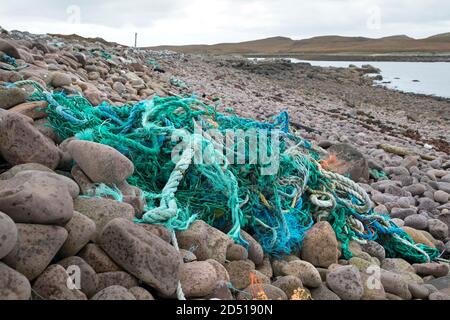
[0,27,450,301]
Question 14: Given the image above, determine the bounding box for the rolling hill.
[148,33,450,56]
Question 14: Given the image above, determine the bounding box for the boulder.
[78,244,121,273]
[0,262,31,300]
[91,286,136,300]
[240,230,264,266]
[176,220,233,264]
[225,260,254,290]
[380,270,412,300]
[129,287,154,300]
[57,256,99,298]
[310,283,341,300]
[0,39,21,59]
[237,284,288,300]
[59,211,96,257]
[98,218,182,296]
[32,264,87,300]
[226,244,248,261]
[0,211,17,259]
[328,143,369,182]
[272,275,304,297]
[281,260,321,288]
[97,271,139,291]
[8,101,48,120]
[2,224,67,280]
[413,263,449,278]
[73,197,134,241]
[0,87,28,110]
[67,140,134,185]
[0,110,60,169]
[0,170,76,225]
[180,261,218,298]
[0,163,53,180]
[326,265,364,300]
[301,221,339,268]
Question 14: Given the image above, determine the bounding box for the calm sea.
[289,59,450,99]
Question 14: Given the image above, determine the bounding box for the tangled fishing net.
[10,79,441,264]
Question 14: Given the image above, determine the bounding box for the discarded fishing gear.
[12,79,441,264]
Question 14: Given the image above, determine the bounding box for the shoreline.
[244,53,450,63]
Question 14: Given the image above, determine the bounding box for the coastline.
[244,53,450,63]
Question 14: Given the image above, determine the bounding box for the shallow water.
[289,59,450,99]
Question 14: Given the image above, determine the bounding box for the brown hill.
[148,34,450,55]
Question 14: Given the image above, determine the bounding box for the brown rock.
[9,101,48,120]
[176,220,232,264]
[91,286,136,300]
[57,256,99,298]
[98,218,182,296]
[2,224,67,280]
[0,211,17,259]
[180,261,218,298]
[97,271,139,291]
[129,287,154,300]
[78,243,121,273]
[0,170,76,225]
[59,211,96,257]
[301,221,339,268]
[67,140,134,185]
[32,264,87,300]
[73,197,134,241]
[0,110,60,169]
[225,260,254,290]
[0,262,31,300]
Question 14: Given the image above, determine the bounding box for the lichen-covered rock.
[0,110,60,169]
[301,221,339,268]
[32,264,87,300]
[2,224,67,280]
[0,211,17,259]
[98,218,182,296]
[67,140,134,185]
[326,265,364,300]
[176,220,233,264]
[0,262,31,300]
[180,261,218,298]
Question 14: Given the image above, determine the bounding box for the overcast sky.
[0,0,449,47]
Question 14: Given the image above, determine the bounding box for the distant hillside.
[148,33,450,56]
